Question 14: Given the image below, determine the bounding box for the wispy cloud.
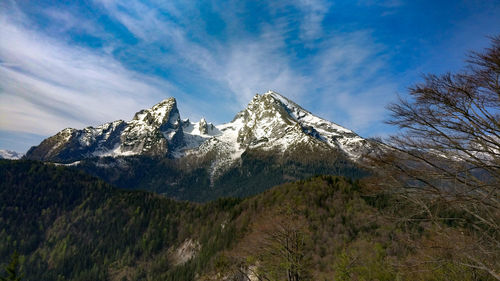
[95,0,390,113]
[308,32,395,131]
[0,11,178,136]
[0,0,396,141]
[94,0,311,105]
[3,0,497,153]
[295,0,332,41]
[357,0,403,8]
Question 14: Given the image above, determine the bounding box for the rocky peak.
[132,97,179,128]
[263,90,304,110]
[213,90,368,160]
[25,97,185,162]
[121,97,182,154]
[231,91,305,146]
[236,91,312,126]
[199,118,208,134]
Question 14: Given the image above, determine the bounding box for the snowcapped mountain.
[0,149,24,160]
[25,91,370,169]
[178,91,369,177]
[25,98,182,163]
[24,91,372,201]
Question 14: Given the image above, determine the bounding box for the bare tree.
[257,210,310,281]
[369,36,500,279]
[222,206,312,281]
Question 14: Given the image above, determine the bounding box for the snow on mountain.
[172,118,221,157]
[95,97,183,157]
[264,91,366,156]
[0,149,24,160]
[25,91,370,172]
[25,98,182,162]
[174,91,369,177]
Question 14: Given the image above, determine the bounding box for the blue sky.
[1,0,499,152]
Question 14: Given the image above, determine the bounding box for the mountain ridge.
[25,91,370,168]
[24,97,182,162]
[23,91,372,201]
[0,149,24,160]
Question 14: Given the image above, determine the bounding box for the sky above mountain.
[1,0,500,152]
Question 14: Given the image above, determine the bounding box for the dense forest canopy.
[1,160,497,280]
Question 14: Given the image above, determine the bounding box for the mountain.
[25,91,369,165]
[184,91,369,178]
[222,91,366,157]
[25,97,183,163]
[24,91,372,201]
[0,149,23,159]
[0,160,484,281]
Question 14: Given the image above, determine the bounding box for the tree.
[255,210,310,281]
[369,36,500,279]
[1,252,22,281]
[224,206,312,281]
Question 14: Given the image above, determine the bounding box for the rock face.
[25,98,182,163]
[25,91,370,168]
[227,91,366,155]
[184,91,369,177]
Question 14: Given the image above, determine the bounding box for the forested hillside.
[1,160,492,280]
[76,145,367,202]
[0,160,239,280]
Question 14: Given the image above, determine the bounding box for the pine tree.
[0,252,22,281]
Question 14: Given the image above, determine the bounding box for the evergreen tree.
[0,252,22,281]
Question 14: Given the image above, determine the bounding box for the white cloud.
[295,0,332,41]
[0,0,399,142]
[306,32,396,131]
[221,41,306,105]
[357,0,403,8]
[0,13,178,135]
[93,0,309,107]
[81,0,397,134]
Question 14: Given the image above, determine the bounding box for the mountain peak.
[219,91,367,160]
[0,149,24,160]
[248,91,310,116]
[25,91,369,166]
[26,96,183,162]
[262,90,289,101]
[133,97,179,127]
[152,97,177,110]
[199,117,208,134]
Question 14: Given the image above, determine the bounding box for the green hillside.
[0,160,491,280]
[76,145,368,202]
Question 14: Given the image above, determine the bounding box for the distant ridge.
[0,149,23,160]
